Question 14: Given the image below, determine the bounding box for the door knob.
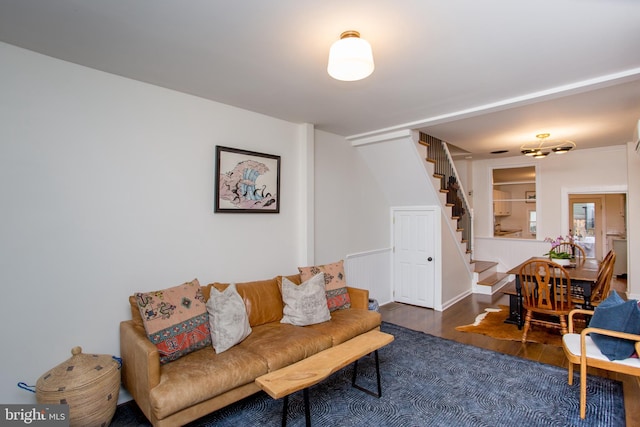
[427,257,433,262]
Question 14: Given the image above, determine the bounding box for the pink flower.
[543,234,574,247]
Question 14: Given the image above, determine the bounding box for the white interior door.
[393,209,435,308]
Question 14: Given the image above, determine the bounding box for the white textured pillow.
[281,273,331,326]
[206,283,252,353]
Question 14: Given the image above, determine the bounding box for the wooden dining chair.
[551,242,587,264]
[570,250,616,308]
[562,308,640,419]
[518,259,573,343]
[591,251,616,305]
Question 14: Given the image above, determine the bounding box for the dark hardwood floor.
[379,276,638,425]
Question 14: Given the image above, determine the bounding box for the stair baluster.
[419,132,472,257]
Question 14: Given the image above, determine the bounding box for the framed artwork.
[215,146,280,213]
[525,191,536,203]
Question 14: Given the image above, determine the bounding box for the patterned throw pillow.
[298,260,351,311]
[135,279,211,364]
[281,273,331,326]
[206,283,252,353]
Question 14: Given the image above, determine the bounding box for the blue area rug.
[112,322,625,426]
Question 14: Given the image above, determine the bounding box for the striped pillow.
[135,279,211,364]
[298,260,351,311]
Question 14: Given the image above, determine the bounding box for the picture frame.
[215,146,280,213]
[525,191,536,203]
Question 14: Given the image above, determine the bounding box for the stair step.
[472,260,498,274]
[418,140,429,147]
[477,272,510,287]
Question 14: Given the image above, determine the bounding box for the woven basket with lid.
[36,346,120,427]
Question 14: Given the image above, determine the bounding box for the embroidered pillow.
[589,290,640,360]
[281,273,331,326]
[135,279,211,364]
[298,260,351,311]
[206,283,252,353]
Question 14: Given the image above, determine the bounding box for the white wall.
[0,42,398,405]
[472,146,630,273]
[351,132,474,309]
[353,132,438,207]
[313,130,390,263]
[0,43,310,403]
[626,142,640,299]
[440,212,473,309]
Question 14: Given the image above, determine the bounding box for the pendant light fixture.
[520,133,576,158]
[327,31,375,81]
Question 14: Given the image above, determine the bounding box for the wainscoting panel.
[345,248,392,305]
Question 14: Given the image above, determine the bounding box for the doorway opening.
[568,193,626,264]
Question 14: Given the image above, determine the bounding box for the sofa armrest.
[120,320,161,418]
[347,286,369,310]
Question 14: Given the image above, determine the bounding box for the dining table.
[504,257,599,328]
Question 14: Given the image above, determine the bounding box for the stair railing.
[419,132,473,256]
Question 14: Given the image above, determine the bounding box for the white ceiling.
[1,0,639,159]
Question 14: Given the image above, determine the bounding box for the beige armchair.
[562,308,640,419]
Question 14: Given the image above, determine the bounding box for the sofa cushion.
[239,323,332,371]
[206,283,252,353]
[589,290,640,360]
[281,273,331,326]
[298,260,351,311]
[306,308,382,345]
[130,284,211,328]
[277,274,302,287]
[211,277,284,327]
[135,279,211,364]
[149,345,268,420]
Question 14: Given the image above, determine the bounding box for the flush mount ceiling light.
[327,30,374,81]
[520,133,576,158]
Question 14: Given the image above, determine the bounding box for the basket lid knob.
[71,346,82,356]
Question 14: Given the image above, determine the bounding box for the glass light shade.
[552,146,573,154]
[327,31,374,81]
[520,133,575,158]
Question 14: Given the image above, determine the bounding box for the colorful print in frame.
[215,146,280,213]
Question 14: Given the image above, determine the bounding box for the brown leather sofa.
[120,274,381,427]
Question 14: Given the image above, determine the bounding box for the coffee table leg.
[375,349,381,397]
[303,388,310,427]
[352,350,382,398]
[282,390,311,427]
[281,395,288,427]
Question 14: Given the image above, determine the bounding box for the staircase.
[418,134,471,265]
[472,260,512,295]
[418,133,471,257]
[418,132,509,295]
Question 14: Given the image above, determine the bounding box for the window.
[529,210,536,235]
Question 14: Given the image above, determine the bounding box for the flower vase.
[552,258,571,266]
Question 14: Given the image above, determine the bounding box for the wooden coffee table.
[255,329,394,426]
